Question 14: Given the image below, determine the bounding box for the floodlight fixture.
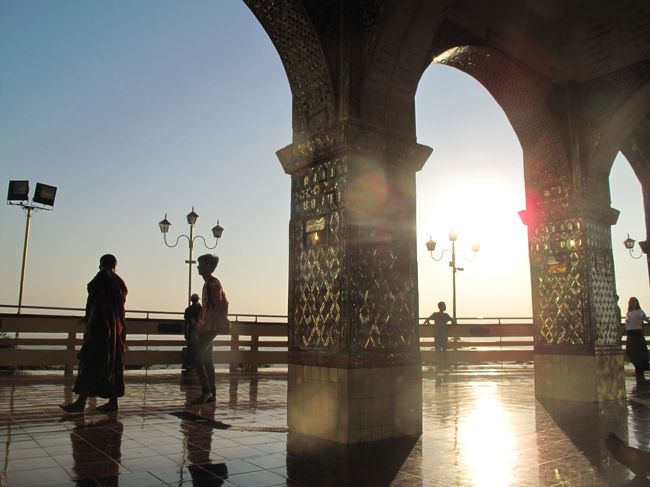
[32,183,57,207]
[7,180,29,202]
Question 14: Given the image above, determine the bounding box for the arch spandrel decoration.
[244,0,337,140]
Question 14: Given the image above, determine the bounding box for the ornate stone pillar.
[277,121,431,443]
[521,189,625,402]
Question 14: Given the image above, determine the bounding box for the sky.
[1,1,648,320]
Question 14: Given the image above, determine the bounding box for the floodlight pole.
[17,206,34,315]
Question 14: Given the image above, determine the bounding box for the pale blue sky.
[1,1,647,318]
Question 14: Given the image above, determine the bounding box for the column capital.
[277,119,432,174]
[518,205,620,227]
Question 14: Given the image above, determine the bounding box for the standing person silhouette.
[61,254,128,413]
[624,296,650,381]
[187,254,230,405]
[182,294,202,371]
[424,301,453,353]
[424,301,453,370]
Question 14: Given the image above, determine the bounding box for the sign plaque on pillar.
[305,216,327,247]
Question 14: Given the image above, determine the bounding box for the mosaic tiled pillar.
[521,198,625,402]
[278,126,431,443]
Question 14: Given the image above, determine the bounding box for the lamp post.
[6,181,57,315]
[158,207,223,306]
[425,231,480,324]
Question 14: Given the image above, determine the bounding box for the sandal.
[59,403,85,413]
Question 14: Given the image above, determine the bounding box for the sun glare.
[459,384,518,486]
[419,176,527,277]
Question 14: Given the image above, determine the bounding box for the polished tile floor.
[0,365,649,486]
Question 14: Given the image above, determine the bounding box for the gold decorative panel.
[349,244,417,351]
[530,218,587,346]
[529,216,619,348]
[289,154,419,354]
[291,159,347,350]
[584,220,618,347]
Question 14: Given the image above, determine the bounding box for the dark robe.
[626,330,649,373]
[73,269,128,398]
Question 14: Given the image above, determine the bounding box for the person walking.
[60,254,128,413]
[187,254,230,405]
[624,296,650,381]
[181,294,202,371]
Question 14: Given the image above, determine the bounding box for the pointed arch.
[244,0,336,140]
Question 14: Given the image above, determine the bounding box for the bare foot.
[59,402,85,413]
[607,432,650,477]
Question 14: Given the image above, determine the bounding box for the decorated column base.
[288,364,422,444]
[534,352,625,401]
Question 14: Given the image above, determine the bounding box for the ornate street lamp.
[425,231,479,324]
[6,180,57,315]
[623,233,648,260]
[159,207,224,305]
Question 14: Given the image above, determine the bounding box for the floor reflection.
[1,367,649,486]
[179,402,228,486]
[459,383,516,487]
[66,412,123,485]
[286,432,418,486]
[537,392,634,485]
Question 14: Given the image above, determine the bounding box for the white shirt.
[625,309,647,331]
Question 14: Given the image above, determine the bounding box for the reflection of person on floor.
[187,254,230,405]
[182,294,202,371]
[67,413,123,484]
[61,254,128,413]
[180,404,228,485]
[624,297,650,381]
[607,432,650,478]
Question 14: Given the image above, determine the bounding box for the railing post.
[249,330,259,373]
[229,325,239,373]
[64,331,75,377]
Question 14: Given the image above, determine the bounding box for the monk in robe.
[61,254,128,413]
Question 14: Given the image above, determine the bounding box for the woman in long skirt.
[624,297,650,380]
[61,254,128,412]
